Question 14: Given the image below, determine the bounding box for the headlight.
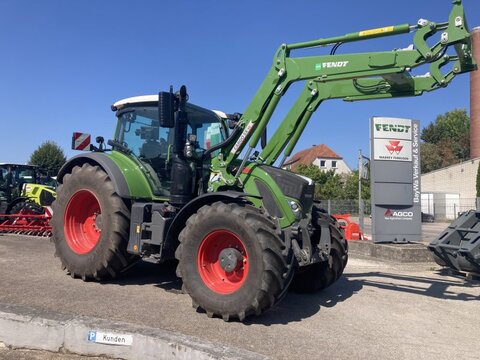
[288,200,302,219]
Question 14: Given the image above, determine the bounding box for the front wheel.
[175,202,292,321]
[51,163,135,280]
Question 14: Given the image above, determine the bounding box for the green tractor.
[51,1,476,320]
[0,163,56,216]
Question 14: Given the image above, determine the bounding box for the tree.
[294,165,371,201]
[342,170,370,200]
[421,139,458,174]
[295,165,341,199]
[318,175,344,200]
[29,141,66,175]
[421,109,470,173]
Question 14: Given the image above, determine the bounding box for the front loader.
[51,1,476,321]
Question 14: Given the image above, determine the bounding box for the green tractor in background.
[0,163,56,215]
[51,1,476,320]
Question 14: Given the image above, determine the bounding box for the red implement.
[0,209,52,237]
[333,214,366,241]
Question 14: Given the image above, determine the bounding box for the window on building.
[320,160,326,167]
[332,160,337,168]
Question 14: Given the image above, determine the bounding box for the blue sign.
[88,331,97,342]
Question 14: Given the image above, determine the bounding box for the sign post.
[358,150,370,235]
[370,117,421,243]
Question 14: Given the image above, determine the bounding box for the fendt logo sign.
[374,123,411,135]
[372,117,412,162]
[385,140,403,155]
[373,118,412,140]
[384,209,414,221]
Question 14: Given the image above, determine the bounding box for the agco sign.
[384,208,414,221]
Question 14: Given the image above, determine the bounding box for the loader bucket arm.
[210,0,476,188]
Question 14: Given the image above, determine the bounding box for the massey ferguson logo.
[385,140,403,155]
[384,209,414,220]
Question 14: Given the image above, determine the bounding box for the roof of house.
[283,144,342,171]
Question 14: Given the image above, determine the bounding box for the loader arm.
[210,0,476,187]
[261,71,457,166]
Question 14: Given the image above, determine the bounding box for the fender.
[57,153,130,198]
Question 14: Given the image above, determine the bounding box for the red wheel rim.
[64,190,101,254]
[197,230,249,295]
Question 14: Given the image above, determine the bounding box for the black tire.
[51,163,135,281]
[175,202,293,321]
[290,206,348,293]
[9,201,44,215]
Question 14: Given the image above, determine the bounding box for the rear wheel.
[176,202,293,321]
[51,163,135,280]
[290,206,348,293]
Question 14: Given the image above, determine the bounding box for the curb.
[0,303,269,360]
[348,240,435,263]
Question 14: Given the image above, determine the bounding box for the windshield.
[115,107,169,158]
[0,166,37,186]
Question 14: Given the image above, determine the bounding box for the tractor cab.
[111,95,229,200]
[0,163,56,214]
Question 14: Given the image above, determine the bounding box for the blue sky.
[1,0,479,169]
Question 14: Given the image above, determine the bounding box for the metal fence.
[421,197,478,221]
[317,197,479,222]
[316,199,371,216]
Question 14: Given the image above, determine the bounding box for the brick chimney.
[470,27,480,158]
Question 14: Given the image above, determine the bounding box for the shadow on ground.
[108,260,183,293]
[107,261,363,324]
[247,276,363,326]
[347,271,480,301]
[105,261,480,324]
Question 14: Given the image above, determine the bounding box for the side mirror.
[158,91,175,128]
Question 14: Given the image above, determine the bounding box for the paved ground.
[0,234,479,360]
[0,346,113,360]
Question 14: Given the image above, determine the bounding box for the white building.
[421,157,480,219]
[283,144,351,175]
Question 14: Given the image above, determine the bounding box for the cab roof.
[112,95,227,119]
